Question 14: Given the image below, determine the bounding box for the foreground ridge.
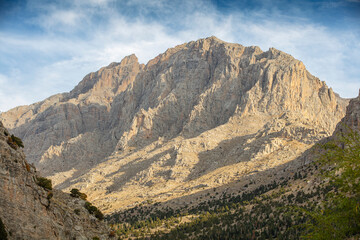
[0,121,109,239]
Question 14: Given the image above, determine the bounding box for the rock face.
[334,90,360,134]
[0,54,142,179]
[0,36,349,213]
[0,121,109,239]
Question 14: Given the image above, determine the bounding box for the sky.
[0,0,359,111]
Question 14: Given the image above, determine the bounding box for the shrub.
[47,191,53,200]
[6,134,24,149]
[70,188,80,196]
[84,201,94,213]
[36,176,52,190]
[74,209,81,215]
[11,135,24,148]
[84,201,104,220]
[0,217,8,240]
[94,210,104,220]
[88,205,98,214]
[7,137,18,150]
[92,237,100,240]
[70,188,87,200]
[79,192,87,200]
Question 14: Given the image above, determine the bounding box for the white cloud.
[0,74,31,111]
[0,0,359,111]
[243,21,359,99]
[47,10,82,26]
[176,10,359,98]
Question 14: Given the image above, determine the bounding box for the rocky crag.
[334,89,360,134]
[0,37,348,213]
[0,121,109,239]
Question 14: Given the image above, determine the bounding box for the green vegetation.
[95,210,105,220]
[301,130,360,239]
[11,134,24,148]
[105,131,360,239]
[108,179,314,239]
[69,189,104,220]
[0,217,8,240]
[36,176,52,190]
[70,188,87,200]
[74,209,81,215]
[6,134,24,150]
[47,191,53,200]
[84,201,104,220]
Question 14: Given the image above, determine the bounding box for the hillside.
[0,37,349,215]
[0,121,110,239]
[106,91,360,239]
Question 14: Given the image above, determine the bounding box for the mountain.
[106,91,359,240]
[0,36,348,214]
[0,121,109,239]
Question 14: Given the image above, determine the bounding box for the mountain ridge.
[0,36,349,214]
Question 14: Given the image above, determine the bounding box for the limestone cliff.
[0,37,349,213]
[334,90,360,134]
[0,121,109,239]
[0,54,142,178]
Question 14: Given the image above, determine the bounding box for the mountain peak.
[190,36,239,49]
[206,35,221,40]
[202,35,224,43]
[68,54,141,101]
[102,54,139,70]
[0,37,348,214]
[118,53,138,65]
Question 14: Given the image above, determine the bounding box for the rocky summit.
[0,36,349,214]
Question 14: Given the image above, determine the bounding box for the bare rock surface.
[334,90,360,134]
[0,36,349,214]
[0,54,142,178]
[0,121,109,239]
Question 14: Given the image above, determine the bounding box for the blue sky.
[0,0,359,111]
